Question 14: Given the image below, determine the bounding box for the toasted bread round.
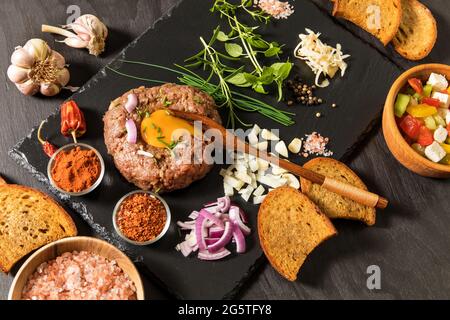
[392,0,437,60]
[332,0,402,46]
[258,187,337,281]
[0,185,77,273]
[301,158,376,226]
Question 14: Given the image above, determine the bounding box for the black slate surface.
[9,0,401,299]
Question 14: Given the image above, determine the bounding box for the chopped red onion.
[125,119,137,144]
[232,222,246,253]
[199,209,224,229]
[198,248,231,261]
[217,196,231,213]
[229,206,251,236]
[209,226,224,238]
[208,221,233,253]
[189,211,199,220]
[195,217,208,251]
[177,221,195,230]
[125,93,138,113]
[205,238,220,246]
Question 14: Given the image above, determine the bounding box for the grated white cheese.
[294,28,350,88]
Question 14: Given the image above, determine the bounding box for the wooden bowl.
[8,237,145,300]
[382,63,450,178]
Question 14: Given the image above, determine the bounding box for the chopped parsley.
[161,96,172,107]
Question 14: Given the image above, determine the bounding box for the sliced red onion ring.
[199,209,224,229]
[229,206,251,236]
[177,221,195,230]
[179,241,193,257]
[125,93,138,113]
[125,119,137,144]
[189,211,199,220]
[203,205,219,214]
[205,238,220,246]
[208,221,233,253]
[209,226,224,238]
[239,207,248,224]
[217,196,231,213]
[198,248,231,261]
[232,222,246,253]
[195,217,208,251]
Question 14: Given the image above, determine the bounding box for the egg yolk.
[141,109,196,148]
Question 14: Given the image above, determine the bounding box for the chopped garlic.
[275,141,289,158]
[282,173,300,189]
[253,185,265,197]
[224,175,244,191]
[261,129,280,141]
[294,28,350,88]
[248,131,259,145]
[249,157,259,172]
[256,141,268,151]
[224,182,234,196]
[271,164,288,175]
[288,138,302,153]
[234,171,253,185]
[257,174,287,189]
[253,195,267,205]
[250,124,261,136]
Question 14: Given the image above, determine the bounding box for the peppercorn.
[284,77,324,107]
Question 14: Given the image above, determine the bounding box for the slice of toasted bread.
[0,185,77,272]
[258,187,337,281]
[392,0,437,60]
[332,0,402,46]
[301,158,376,226]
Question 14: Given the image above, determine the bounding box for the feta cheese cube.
[288,138,303,153]
[427,73,449,91]
[431,92,450,108]
[425,141,446,163]
[434,126,448,143]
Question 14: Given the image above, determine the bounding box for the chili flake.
[116,193,167,243]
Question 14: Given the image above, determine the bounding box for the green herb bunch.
[185,0,293,102]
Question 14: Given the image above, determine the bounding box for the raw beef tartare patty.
[103,84,221,192]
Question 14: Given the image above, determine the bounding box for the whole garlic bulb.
[7,39,70,96]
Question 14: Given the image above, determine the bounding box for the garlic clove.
[7,65,30,84]
[23,39,51,61]
[56,68,70,87]
[40,83,60,97]
[11,48,35,68]
[16,79,39,96]
[62,36,89,49]
[49,50,66,68]
[69,22,92,39]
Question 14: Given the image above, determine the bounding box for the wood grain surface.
[1,0,449,300]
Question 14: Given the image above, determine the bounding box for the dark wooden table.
[1,0,449,300]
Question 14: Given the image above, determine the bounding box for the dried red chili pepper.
[60,100,87,143]
[37,121,58,157]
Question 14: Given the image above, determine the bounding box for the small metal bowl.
[47,143,105,197]
[112,190,171,246]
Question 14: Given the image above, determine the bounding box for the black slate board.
[10,0,401,299]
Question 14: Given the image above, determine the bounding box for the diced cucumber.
[411,143,425,156]
[433,114,447,127]
[439,154,450,165]
[423,84,433,97]
[394,93,411,118]
[413,92,422,100]
[424,116,437,130]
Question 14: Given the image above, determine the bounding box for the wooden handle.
[169,110,389,210]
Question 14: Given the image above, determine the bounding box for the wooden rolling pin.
[170,110,388,209]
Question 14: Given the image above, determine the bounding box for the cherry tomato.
[417,126,434,147]
[399,115,421,140]
[421,97,441,107]
[408,78,423,94]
